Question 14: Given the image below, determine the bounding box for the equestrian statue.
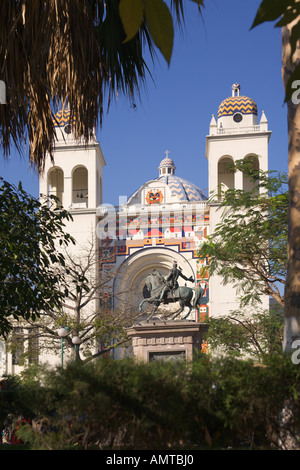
[139,261,204,321]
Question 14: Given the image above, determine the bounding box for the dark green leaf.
[144,0,174,65]
[251,0,290,29]
[119,0,144,42]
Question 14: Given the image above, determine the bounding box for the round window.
[64,124,72,134]
[233,113,243,123]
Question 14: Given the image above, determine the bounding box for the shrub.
[8,356,300,450]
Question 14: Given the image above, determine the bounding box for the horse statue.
[139,269,204,322]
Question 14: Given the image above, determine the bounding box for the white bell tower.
[205,84,271,317]
[39,107,106,247]
[206,83,271,201]
[37,107,106,367]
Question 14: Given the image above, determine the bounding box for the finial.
[210,114,217,126]
[232,83,240,97]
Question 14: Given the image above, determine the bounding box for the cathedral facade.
[1,84,272,373]
[96,83,271,321]
[97,152,210,321]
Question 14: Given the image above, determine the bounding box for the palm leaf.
[0,0,197,171]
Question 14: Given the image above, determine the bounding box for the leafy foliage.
[0,0,203,169]
[197,159,288,307]
[5,356,300,450]
[119,0,204,61]
[0,178,74,336]
[204,307,284,361]
[251,0,300,101]
[5,237,136,365]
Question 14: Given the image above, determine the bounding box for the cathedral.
[1,84,272,372]
[96,83,270,322]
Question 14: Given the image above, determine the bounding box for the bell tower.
[206,83,271,201]
[205,84,271,316]
[39,106,106,246]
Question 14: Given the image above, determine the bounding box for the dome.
[218,84,257,118]
[128,154,207,204]
[157,154,206,201]
[53,106,75,127]
[218,95,257,118]
[157,174,207,202]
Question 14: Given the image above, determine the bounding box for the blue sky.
[0,0,287,207]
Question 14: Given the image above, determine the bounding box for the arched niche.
[47,167,64,207]
[243,154,259,193]
[72,166,88,207]
[218,156,234,197]
[113,247,195,316]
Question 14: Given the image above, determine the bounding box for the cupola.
[158,151,176,176]
[217,83,258,129]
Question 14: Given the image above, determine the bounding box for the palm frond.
[0,0,194,171]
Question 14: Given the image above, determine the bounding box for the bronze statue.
[139,264,204,322]
[159,261,194,304]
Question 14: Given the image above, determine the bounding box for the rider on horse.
[159,261,194,304]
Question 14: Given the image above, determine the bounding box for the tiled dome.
[218,95,257,118]
[157,174,207,202]
[53,106,75,127]
[157,154,206,201]
[158,157,176,170]
[128,155,207,204]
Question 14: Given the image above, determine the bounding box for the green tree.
[0,0,202,169]
[0,178,74,337]
[204,307,284,362]
[7,238,135,365]
[198,159,288,308]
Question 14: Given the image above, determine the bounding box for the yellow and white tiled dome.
[218,95,257,117]
[53,105,77,128]
[53,107,71,127]
[218,83,257,118]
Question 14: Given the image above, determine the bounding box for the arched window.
[218,156,234,197]
[48,167,64,207]
[72,166,88,207]
[243,155,259,192]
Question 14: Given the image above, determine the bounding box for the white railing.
[216,125,261,135]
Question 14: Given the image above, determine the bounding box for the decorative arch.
[218,155,234,196]
[113,247,195,314]
[47,166,64,207]
[243,154,259,192]
[72,165,88,206]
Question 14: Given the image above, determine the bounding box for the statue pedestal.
[127,320,209,363]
